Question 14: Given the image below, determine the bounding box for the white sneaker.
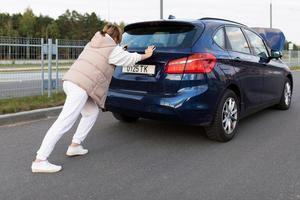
[66,145,88,157]
[31,160,62,173]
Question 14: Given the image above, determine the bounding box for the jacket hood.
[90,31,117,48]
[251,27,286,51]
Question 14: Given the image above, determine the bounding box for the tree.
[35,15,53,38]
[83,12,104,39]
[70,10,85,39]
[11,13,22,36]
[0,13,10,36]
[4,20,18,37]
[0,9,107,40]
[46,21,60,39]
[19,8,36,37]
[56,10,73,39]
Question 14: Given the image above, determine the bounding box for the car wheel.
[112,113,139,123]
[276,78,292,110]
[205,90,239,142]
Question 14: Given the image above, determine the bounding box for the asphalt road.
[0,72,300,200]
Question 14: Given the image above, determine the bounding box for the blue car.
[106,17,293,142]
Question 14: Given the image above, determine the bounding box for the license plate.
[122,64,155,75]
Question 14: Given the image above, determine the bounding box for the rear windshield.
[122,24,197,49]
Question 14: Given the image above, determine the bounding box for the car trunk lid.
[109,20,204,95]
[111,49,192,95]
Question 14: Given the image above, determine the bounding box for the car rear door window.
[243,29,269,59]
[213,27,225,49]
[225,27,250,54]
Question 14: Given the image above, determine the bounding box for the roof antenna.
[168,15,176,19]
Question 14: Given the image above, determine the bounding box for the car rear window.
[122,24,197,49]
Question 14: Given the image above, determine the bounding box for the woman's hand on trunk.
[141,46,156,60]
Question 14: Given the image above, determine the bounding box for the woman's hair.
[101,23,122,44]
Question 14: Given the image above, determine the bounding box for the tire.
[276,78,292,110]
[112,112,139,123]
[205,90,239,142]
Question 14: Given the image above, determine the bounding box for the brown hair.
[101,23,122,44]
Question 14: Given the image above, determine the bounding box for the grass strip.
[0,92,66,115]
[290,66,300,71]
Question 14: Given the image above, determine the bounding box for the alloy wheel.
[222,97,238,134]
[284,82,292,106]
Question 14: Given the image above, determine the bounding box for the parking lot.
[0,72,299,200]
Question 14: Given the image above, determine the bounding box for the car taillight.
[165,53,217,74]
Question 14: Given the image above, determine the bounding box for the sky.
[0,0,299,45]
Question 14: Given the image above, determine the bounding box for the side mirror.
[270,50,282,59]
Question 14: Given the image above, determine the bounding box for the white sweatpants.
[36,81,100,160]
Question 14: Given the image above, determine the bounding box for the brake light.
[165,53,217,74]
[165,57,187,74]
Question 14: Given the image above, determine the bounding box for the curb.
[0,106,63,126]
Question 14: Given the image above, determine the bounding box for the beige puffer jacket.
[63,32,116,108]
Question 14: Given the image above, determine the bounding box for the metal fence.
[0,36,299,100]
[0,37,87,99]
[282,50,300,67]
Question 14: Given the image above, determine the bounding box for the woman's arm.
[108,46,155,67]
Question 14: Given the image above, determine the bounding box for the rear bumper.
[105,85,215,126]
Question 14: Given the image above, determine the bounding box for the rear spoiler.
[251,27,286,51]
[124,20,196,32]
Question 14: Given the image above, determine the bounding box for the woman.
[32,23,155,173]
